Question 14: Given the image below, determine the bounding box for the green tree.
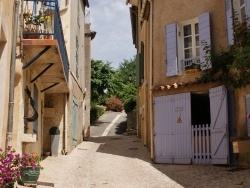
[91,59,121,104]
[116,58,137,112]
[91,57,136,113]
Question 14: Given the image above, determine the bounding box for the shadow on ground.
[88,135,250,188]
[114,120,127,135]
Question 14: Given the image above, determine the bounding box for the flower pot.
[20,166,40,184]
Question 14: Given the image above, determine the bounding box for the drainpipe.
[6,0,20,148]
[148,0,154,160]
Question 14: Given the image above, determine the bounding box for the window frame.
[233,0,247,22]
[177,17,200,74]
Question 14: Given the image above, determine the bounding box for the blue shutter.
[245,0,250,27]
[166,23,178,76]
[225,0,234,45]
[136,53,141,87]
[245,94,250,137]
[199,12,211,70]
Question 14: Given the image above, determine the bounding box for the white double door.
[154,86,229,164]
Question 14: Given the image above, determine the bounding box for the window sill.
[184,68,200,74]
[22,133,37,143]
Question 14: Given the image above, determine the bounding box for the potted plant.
[19,153,43,185]
[0,146,20,188]
[0,147,43,187]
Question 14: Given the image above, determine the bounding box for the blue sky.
[88,0,136,69]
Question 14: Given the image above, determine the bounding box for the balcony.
[22,0,69,93]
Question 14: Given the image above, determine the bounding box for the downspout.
[6,0,20,148]
[148,0,154,160]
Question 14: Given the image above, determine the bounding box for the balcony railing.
[181,57,200,68]
[22,0,69,81]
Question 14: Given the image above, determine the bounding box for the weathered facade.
[0,0,15,149]
[127,0,250,166]
[0,0,92,157]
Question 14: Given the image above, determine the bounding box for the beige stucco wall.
[84,23,91,139]
[60,0,87,152]
[233,86,250,166]
[152,0,227,86]
[0,0,14,149]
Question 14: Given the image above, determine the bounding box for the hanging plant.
[196,15,250,89]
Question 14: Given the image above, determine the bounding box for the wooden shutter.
[199,12,212,70]
[166,23,178,76]
[246,0,250,27]
[141,42,145,81]
[225,0,234,45]
[154,93,192,164]
[209,86,229,164]
[245,94,250,137]
[136,53,141,87]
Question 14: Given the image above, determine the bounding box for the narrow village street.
[19,111,250,188]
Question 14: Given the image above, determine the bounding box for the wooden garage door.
[154,93,192,164]
[209,85,229,164]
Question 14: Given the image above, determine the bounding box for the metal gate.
[154,93,192,164]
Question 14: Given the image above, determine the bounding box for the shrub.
[105,97,124,112]
[90,105,104,123]
[124,97,136,113]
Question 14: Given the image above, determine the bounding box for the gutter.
[6,0,20,148]
[149,0,154,160]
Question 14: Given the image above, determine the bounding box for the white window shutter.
[225,0,234,45]
[166,23,178,76]
[199,12,212,70]
[245,94,250,137]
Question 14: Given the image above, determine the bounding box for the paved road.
[18,111,250,188]
[90,111,127,137]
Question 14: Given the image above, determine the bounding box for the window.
[179,19,201,72]
[233,0,247,22]
[226,0,250,45]
[165,12,211,76]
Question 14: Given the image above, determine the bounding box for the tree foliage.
[116,58,136,103]
[91,58,136,108]
[91,60,116,104]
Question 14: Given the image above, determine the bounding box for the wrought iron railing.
[53,0,69,81]
[22,0,69,81]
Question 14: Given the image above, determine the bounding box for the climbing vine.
[196,17,250,89]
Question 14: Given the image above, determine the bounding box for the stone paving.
[17,134,250,188]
